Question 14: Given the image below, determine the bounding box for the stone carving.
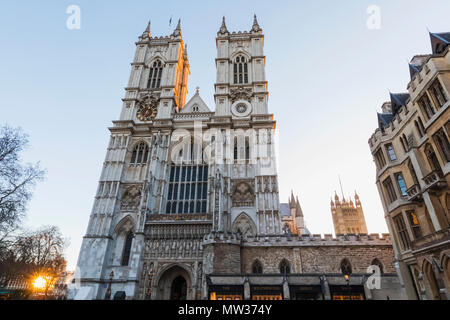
[120,184,142,211]
[229,87,253,103]
[232,213,256,237]
[232,181,255,207]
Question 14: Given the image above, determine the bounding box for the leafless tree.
[0,125,45,243]
[0,226,68,297]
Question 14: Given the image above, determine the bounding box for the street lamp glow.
[33,276,46,290]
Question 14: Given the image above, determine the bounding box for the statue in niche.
[120,185,142,211]
[232,182,255,207]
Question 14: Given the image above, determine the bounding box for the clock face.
[136,103,157,122]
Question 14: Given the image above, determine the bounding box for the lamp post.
[104,270,114,300]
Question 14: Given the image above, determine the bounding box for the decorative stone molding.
[229,87,253,103]
[120,184,143,211]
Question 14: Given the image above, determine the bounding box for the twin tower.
[73,16,283,300]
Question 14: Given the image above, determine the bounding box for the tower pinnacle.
[218,16,229,35]
[251,14,262,32]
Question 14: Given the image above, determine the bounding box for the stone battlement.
[203,232,391,246]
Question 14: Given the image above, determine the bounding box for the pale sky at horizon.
[1,0,450,270]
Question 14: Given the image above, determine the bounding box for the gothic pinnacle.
[172,18,182,37]
[218,16,229,35]
[142,20,151,38]
[252,14,261,32]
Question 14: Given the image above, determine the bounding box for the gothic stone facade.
[72,17,404,300]
[369,32,450,300]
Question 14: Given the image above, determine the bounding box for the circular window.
[236,104,247,114]
[231,100,252,117]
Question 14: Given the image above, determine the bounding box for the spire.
[338,175,345,201]
[142,20,151,39]
[184,43,188,57]
[218,16,229,35]
[251,14,262,32]
[295,196,303,217]
[172,19,182,37]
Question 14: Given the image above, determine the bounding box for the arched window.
[415,121,424,138]
[399,136,408,153]
[425,144,442,173]
[279,259,291,274]
[166,142,208,215]
[121,231,134,266]
[245,137,250,161]
[396,173,408,197]
[233,56,248,84]
[147,60,163,89]
[252,260,263,274]
[340,258,352,275]
[371,258,384,274]
[433,129,450,163]
[130,142,149,165]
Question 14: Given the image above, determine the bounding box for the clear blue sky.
[1,0,449,269]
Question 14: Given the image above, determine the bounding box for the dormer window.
[148,60,163,89]
[233,56,248,84]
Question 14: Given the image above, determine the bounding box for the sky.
[1,0,450,270]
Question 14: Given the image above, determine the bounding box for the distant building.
[280,192,307,236]
[331,192,368,235]
[369,32,450,300]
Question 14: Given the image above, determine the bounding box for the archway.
[170,276,187,300]
[422,260,441,300]
[155,265,193,300]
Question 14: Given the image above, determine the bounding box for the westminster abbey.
[71,17,405,300]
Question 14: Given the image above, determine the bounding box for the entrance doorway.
[155,265,192,300]
[170,276,187,300]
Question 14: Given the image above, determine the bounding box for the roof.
[180,90,211,113]
[390,92,409,115]
[409,55,430,78]
[377,112,394,129]
[430,32,450,54]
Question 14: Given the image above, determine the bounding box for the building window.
[386,144,397,161]
[252,260,263,274]
[429,79,448,109]
[425,144,442,173]
[233,136,251,162]
[383,177,398,204]
[130,142,149,165]
[371,258,384,274]
[418,93,435,120]
[147,60,163,89]
[408,161,419,185]
[166,143,208,214]
[340,259,352,275]
[433,128,450,163]
[399,136,408,153]
[121,231,134,266]
[415,120,424,138]
[407,211,422,239]
[279,260,291,274]
[374,148,386,169]
[233,56,248,84]
[396,173,408,197]
[393,214,411,251]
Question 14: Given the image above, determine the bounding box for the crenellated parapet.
[242,233,391,247]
